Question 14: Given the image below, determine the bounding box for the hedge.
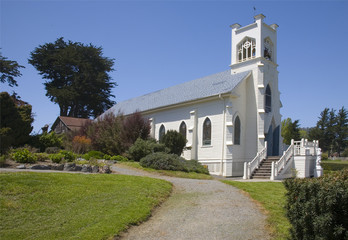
[283,169,348,240]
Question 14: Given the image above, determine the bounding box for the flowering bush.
[72,135,91,154]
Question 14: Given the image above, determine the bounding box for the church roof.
[102,70,250,117]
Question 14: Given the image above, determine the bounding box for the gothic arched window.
[265,84,272,113]
[203,118,211,146]
[234,116,241,145]
[179,121,187,140]
[159,124,165,141]
[238,37,256,62]
[264,38,273,61]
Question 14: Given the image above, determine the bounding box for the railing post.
[247,163,251,179]
[243,162,248,179]
[291,139,295,156]
[270,161,275,180]
[265,141,267,157]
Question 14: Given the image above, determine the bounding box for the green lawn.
[119,161,213,180]
[221,181,290,240]
[0,172,172,240]
[321,160,348,174]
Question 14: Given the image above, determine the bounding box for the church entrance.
[265,125,280,156]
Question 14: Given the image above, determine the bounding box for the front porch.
[244,139,322,180]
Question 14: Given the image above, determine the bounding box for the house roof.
[51,116,91,132]
[101,70,251,117]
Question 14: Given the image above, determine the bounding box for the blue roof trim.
[101,70,250,117]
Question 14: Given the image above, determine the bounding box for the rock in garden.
[16,165,26,169]
[64,163,76,171]
[91,165,99,173]
[100,165,111,174]
[51,164,64,171]
[81,164,92,173]
[74,165,82,171]
[31,165,51,170]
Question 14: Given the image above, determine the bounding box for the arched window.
[265,84,272,113]
[234,116,241,145]
[159,124,165,141]
[238,37,256,62]
[179,121,187,140]
[203,118,211,145]
[264,38,273,61]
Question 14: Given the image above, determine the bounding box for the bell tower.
[230,14,281,155]
[230,14,278,69]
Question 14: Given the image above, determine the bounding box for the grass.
[321,159,348,174]
[221,181,290,240]
[119,161,213,180]
[0,172,172,240]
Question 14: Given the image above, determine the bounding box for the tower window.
[179,121,187,140]
[264,38,273,61]
[234,116,241,145]
[159,124,165,141]
[203,118,211,146]
[265,84,272,113]
[238,37,256,62]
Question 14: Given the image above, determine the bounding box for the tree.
[309,108,337,153]
[335,107,348,156]
[0,53,24,87]
[281,118,300,145]
[28,37,116,118]
[0,92,33,153]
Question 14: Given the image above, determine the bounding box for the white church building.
[101,14,321,179]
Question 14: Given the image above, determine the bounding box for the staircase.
[251,156,280,179]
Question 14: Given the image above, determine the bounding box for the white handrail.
[273,141,294,178]
[244,142,267,179]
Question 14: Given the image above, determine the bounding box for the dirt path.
[112,164,270,240]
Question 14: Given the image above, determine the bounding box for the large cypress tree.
[29,38,116,118]
[0,92,34,153]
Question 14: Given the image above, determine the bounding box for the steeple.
[230,14,278,70]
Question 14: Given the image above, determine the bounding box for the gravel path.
[112,164,270,240]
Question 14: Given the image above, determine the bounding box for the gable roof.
[51,116,91,132]
[101,70,250,117]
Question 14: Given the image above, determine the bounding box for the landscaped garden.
[0,172,172,239]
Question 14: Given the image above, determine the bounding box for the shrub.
[342,148,348,157]
[71,135,91,154]
[35,153,50,162]
[0,155,7,167]
[45,147,60,154]
[86,113,123,155]
[59,150,76,162]
[140,152,209,174]
[85,150,104,159]
[111,155,128,162]
[50,153,64,163]
[160,130,187,156]
[120,111,151,149]
[128,138,167,162]
[321,152,328,160]
[283,169,348,240]
[140,152,186,171]
[11,148,37,163]
[184,160,209,174]
[39,132,63,152]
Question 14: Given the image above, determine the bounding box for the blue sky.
[1,0,347,133]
